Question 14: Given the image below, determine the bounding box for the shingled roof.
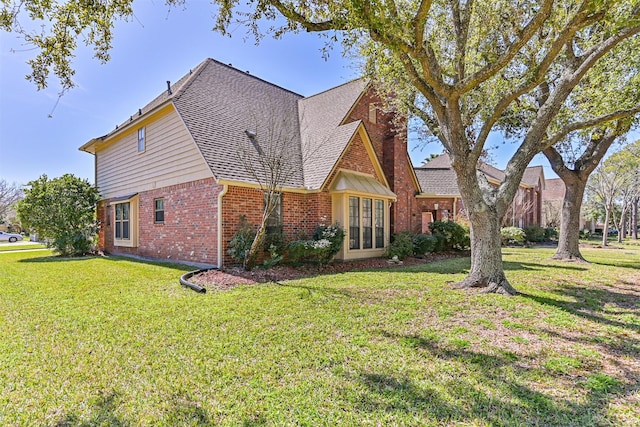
[415,153,544,195]
[83,58,371,191]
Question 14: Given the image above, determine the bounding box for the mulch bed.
[189,252,467,291]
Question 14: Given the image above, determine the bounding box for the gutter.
[217,184,228,268]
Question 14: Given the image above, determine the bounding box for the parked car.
[0,231,23,243]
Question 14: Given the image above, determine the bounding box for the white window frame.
[112,195,138,247]
[137,127,146,153]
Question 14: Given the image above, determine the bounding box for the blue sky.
[1,1,562,186]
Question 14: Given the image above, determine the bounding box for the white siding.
[96,107,213,199]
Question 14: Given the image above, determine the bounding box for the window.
[154,198,164,223]
[264,192,282,229]
[112,196,138,247]
[137,127,145,152]
[363,198,372,249]
[368,103,377,124]
[349,196,387,251]
[349,197,360,250]
[375,200,385,248]
[115,202,130,240]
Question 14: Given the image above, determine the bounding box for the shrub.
[524,225,546,242]
[501,227,526,246]
[579,229,591,239]
[287,223,344,265]
[546,227,559,240]
[227,216,256,263]
[16,174,100,256]
[385,232,415,260]
[429,221,470,251]
[412,233,438,255]
[264,226,287,254]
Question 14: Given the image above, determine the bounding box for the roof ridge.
[301,77,365,101]
[204,58,304,98]
[170,59,212,101]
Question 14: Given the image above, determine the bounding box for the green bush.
[501,227,526,246]
[412,233,438,255]
[287,223,344,265]
[227,216,256,263]
[429,221,470,251]
[385,232,415,260]
[264,226,287,254]
[546,227,559,240]
[579,229,591,239]
[16,174,100,256]
[524,225,546,242]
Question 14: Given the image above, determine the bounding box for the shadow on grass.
[51,392,218,427]
[353,331,629,426]
[520,284,640,334]
[52,393,128,427]
[503,260,589,272]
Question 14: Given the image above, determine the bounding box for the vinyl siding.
[96,105,213,199]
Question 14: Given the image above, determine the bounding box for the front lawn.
[1,247,638,426]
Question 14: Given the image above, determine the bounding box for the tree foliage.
[0,179,22,222]
[586,140,640,245]
[17,174,100,256]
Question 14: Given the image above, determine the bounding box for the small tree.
[0,179,22,223]
[17,174,100,256]
[236,106,303,270]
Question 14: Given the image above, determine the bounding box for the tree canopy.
[17,174,100,256]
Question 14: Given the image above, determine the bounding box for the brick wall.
[99,177,222,265]
[345,87,419,234]
[220,186,332,266]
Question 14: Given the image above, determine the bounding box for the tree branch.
[456,0,555,94]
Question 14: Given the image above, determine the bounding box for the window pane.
[138,127,145,152]
[122,220,130,239]
[122,203,130,220]
[115,204,122,221]
[363,198,372,249]
[155,198,164,223]
[375,200,385,248]
[349,197,360,250]
[115,222,121,239]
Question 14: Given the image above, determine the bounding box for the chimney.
[166,81,172,96]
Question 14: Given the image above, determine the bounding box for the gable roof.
[298,79,368,189]
[415,153,545,196]
[81,59,380,192]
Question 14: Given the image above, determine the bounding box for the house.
[542,178,594,230]
[80,58,547,267]
[80,58,419,266]
[413,154,545,232]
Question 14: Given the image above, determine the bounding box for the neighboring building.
[414,154,545,232]
[542,178,594,230]
[80,58,546,267]
[80,58,418,266]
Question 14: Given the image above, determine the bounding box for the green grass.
[1,246,639,426]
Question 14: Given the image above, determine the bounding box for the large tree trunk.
[454,206,518,295]
[551,177,587,261]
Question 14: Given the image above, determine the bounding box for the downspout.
[453,197,458,222]
[217,184,228,268]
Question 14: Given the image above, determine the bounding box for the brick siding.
[99,177,222,265]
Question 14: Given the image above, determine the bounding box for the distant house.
[80,58,419,266]
[542,178,594,231]
[413,154,545,232]
[80,58,546,267]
